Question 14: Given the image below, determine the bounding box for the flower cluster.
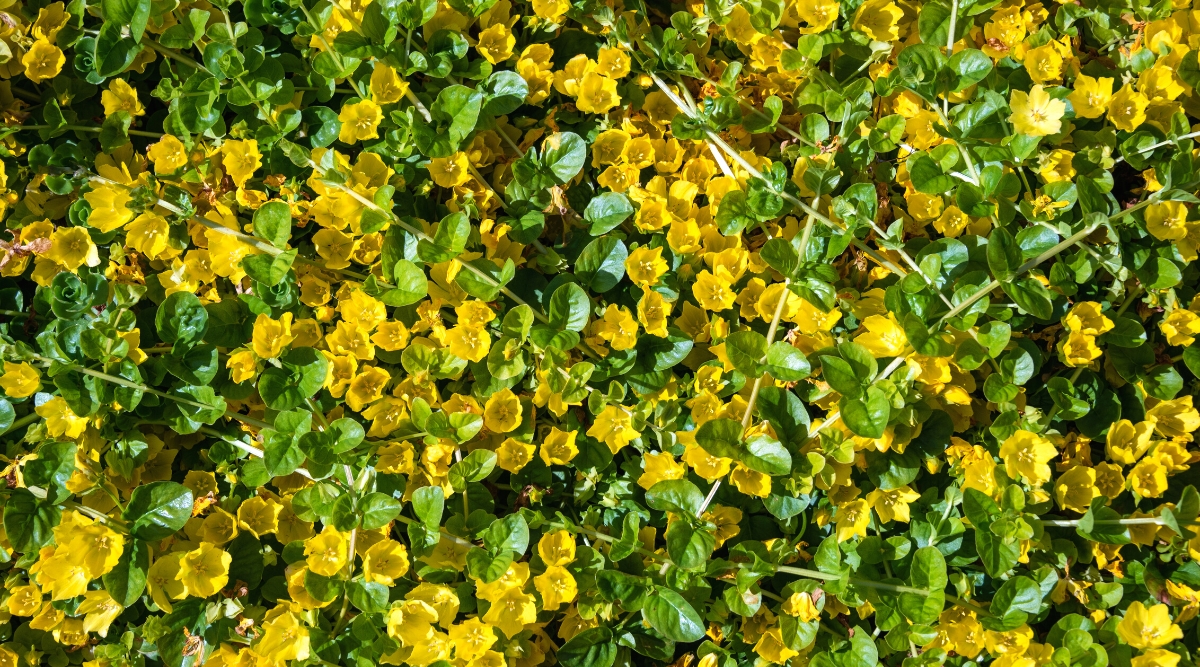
[0,0,1198,667]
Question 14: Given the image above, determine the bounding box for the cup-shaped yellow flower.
[251,312,295,360]
[0,361,40,398]
[484,388,523,433]
[1008,85,1066,137]
[338,99,383,144]
[304,526,349,577]
[540,426,579,465]
[177,543,231,598]
[855,313,909,358]
[22,39,64,83]
[1117,601,1183,649]
[999,429,1058,486]
[533,565,577,611]
[586,405,639,454]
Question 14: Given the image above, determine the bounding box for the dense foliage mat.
[0,0,1200,666]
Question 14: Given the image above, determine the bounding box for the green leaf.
[548,282,591,332]
[576,236,627,293]
[413,485,444,530]
[24,441,77,504]
[104,539,149,606]
[156,291,209,351]
[1003,277,1054,319]
[645,479,705,516]
[558,627,617,667]
[642,587,706,642]
[380,259,429,306]
[449,449,498,491]
[840,387,890,438]
[483,514,529,555]
[253,201,292,248]
[2,489,61,552]
[585,192,635,235]
[542,132,587,184]
[358,492,403,530]
[123,481,193,541]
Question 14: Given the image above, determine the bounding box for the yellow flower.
[496,437,535,473]
[638,289,670,337]
[1117,601,1183,649]
[338,99,383,144]
[694,269,737,311]
[147,135,189,173]
[866,485,921,523]
[682,440,733,482]
[1038,149,1076,183]
[1132,650,1181,667]
[101,78,145,117]
[534,565,577,610]
[1107,84,1149,132]
[363,540,410,585]
[340,289,387,332]
[251,312,295,359]
[448,617,497,662]
[540,426,579,465]
[998,430,1058,486]
[481,587,536,638]
[370,63,410,104]
[22,39,65,83]
[538,530,576,566]
[1128,454,1169,498]
[177,543,231,598]
[1063,301,1113,335]
[792,0,839,33]
[835,498,872,541]
[446,324,491,362]
[1144,201,1190,241]
[1054,465,1097,513]
[934,205,970,238]
[782,591,820,621]
[476,23,515,64]
[1145,396,1200,438]
[257,611,311,662]
[852,0,903,41]
[76,590,123,637]
[147,552,185,612]
[637,451,687,489]
[1009,85,1066,137]
[1106,419,1154,465]
[586,405,640,454]
[222,139,262,188]
[125,212,170,258]
[0,361,40,398]
[1058,331,1101,367]
[596,47,631,78]
[730,462,771,497]
[1068,75,1113,119]
[346,365,391,412]
[237,495,282,537]
[532,0,569,20]
[484,388,523,433]
[36,396,88,438]
[226,348,260,384]
[1023,43,1064,85]
[576,72,620,114]
[305,526,349,577]
[1160,308,1200,346]
[625,245,668,288]
[427,152,471,188]
[754,626,799,664]
[45,226,100,270]
[855,313,908,358]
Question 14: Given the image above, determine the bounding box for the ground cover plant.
[0,0,1199,666]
